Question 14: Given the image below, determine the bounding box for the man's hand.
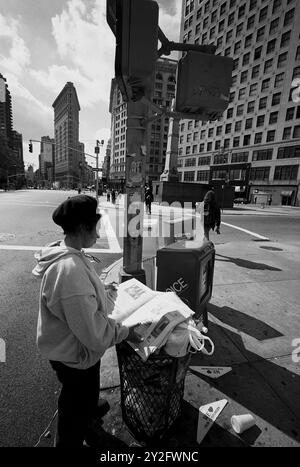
[215,227,221,234]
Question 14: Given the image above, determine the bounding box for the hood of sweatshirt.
[32,240,83,277]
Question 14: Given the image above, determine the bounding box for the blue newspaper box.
[156,240,215,325]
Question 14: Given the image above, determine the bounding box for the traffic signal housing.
[175,51,233,121]
[29,141,33,153]
[114,0,159,102]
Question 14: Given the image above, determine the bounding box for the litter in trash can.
[116,341,191,444]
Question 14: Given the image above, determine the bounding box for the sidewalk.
[98,236,300,447]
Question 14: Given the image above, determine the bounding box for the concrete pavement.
[95,207,300,447]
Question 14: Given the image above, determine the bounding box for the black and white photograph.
[0,0,300,457]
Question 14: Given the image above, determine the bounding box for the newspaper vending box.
[156,240,215,325]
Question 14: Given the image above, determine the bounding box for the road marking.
[100,210,122,253]
[222,221,269,240]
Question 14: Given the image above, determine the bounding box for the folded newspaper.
[108,278,194,361]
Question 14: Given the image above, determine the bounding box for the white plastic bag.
[164,319,214,358]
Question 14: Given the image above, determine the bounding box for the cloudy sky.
[0,0,182,169]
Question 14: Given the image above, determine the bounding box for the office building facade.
[178,0,300,206]
[52,82,81,188]
[109,57,177,189]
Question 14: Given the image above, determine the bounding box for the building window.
[214,153,228,164]
[293,126,300,138]
[225,123,232,133]
[293,67,300,80]
[197,170,210,182]
[267,39,276,54]
[212,10,218,22]
[247,15,255,30]
[233,137,240,147]
[243,135,251,146]
[251,65,260,79]
[264,59,273,74]
[183,171,195,182]
[235,121,242,131]
[275,73,285,88]
[280,31,291,48]
[277,146,300,159]
[224,139,230,149]
[269,18,280,35]
[252,149,273,161]
[247,101,255,113]
[256,26,265,42]
[242,53,250,66]
[283,127,292,140]
[226,29,233,42]
[269,111,278,124]
[286,108,295,121]
[217,36,223,48]
[231,152,249,163]
[259,6,268,22]
[220,2,227,15]
[208,128,214,137]
[267,130,276,142]
[254,46,262,60]
[215,140,221,150]
[236,23,243,37]
[216,126,222,136]
[238,4,245,19]
[238,88,246,99]
[198,156,211,165]
[250,83,258,96]
[250,167,270,181]
[225,47,231,56]
[254,133,263,144]
[259,97,268,110]
[245,34,252,48]
[272,92,281,106]
[245,118,253,130]
[274,165,298,180]
[249,0,257,10]
[283,8,295,27]
[237,104,244,116]
[185,157,196,167]
[199,143,205,152]
[218,19,225,33]
[234,41,242,54]
[207,142,213,151]
[227,108,233,118]
[257,115,265,127]
[261,78,270,92]
[277,52,288,68]
[240,71,248,83]
[204,1,210,14]
[272,0,281,14]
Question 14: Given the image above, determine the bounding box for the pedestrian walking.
[106,190,110,202]
[268,195,272,206]
[32,195,141,447]
[203,186,221,242]
[111,190,116,204]
[145,187,153,215]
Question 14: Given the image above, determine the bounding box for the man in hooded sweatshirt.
[32,195,140,447]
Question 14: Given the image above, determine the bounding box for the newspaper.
[109,278,194,361]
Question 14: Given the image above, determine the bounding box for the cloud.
[158,0,182,44]
[0,14,31,75]
[48,0,115,106]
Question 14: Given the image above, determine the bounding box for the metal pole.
[119,99,149,284]
[96,152,99,204]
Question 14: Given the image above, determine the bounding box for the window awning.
[281,191,293,197]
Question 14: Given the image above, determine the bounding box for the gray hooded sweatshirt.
[32,241,129,369]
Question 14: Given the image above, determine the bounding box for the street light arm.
[29,139,96,159]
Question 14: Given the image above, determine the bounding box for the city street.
[0,189,300,447]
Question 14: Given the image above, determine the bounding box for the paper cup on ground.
[231,414,256,434]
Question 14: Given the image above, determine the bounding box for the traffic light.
[175,51,233,121]
[29,141,33,153]
[114,0,159,102]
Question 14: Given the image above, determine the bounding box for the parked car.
[234,197,249,204]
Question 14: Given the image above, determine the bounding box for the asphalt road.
[0,189,299,447]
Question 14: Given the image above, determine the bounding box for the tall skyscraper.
[52,82,81,188]
[39,136,55,187]
[178,0,300,206]
[109,57,177,189]
[0,74,24,188]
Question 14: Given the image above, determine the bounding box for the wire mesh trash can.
[116,341,191,444]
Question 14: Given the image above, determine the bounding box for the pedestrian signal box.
[175,51,233,120]
[115,0,159,102]
[156,240,215,324]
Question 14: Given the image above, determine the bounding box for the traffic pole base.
[119,267,146,285]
